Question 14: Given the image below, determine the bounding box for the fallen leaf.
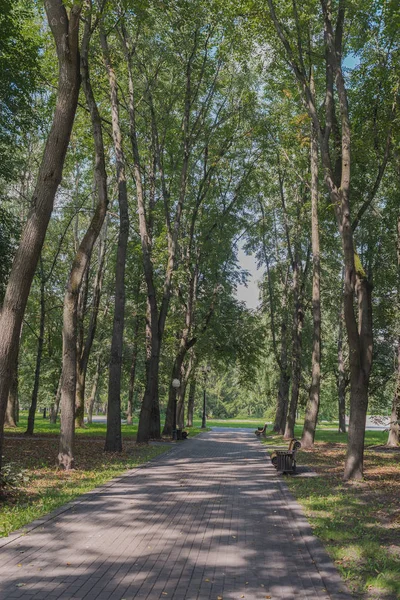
[17,564,22,567]
[16,584,25,588]
[217,596,223,600]
[205,578,210,582]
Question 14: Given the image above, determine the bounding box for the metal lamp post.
[201,365,211,429]
[172,378,181,440]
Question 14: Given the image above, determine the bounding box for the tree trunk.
[76,219,108,427]
[49,373,62,424]
[273,319,290,434]
[0,1,81,472]
[86,356,101,425]
[301,110,321,449]
[186,378,196,427]
[127,316,140,426]
[75,265,89,428]
[5,358,18,428]
[284,261,304,439]
[267,0,375,481]
[343,274,373,480]
[101,30,129,454]
[387,342,400,447]
[163,350,187,437]
[337,303,347,434]
[26,266,46,436]
[58,16,108,469]
[387,214,400,446]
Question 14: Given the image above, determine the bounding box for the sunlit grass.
[0,440,170,538]
[261,429,400,599]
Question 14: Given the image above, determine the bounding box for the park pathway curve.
[0,429,351,600]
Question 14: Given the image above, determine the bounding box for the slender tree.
[58,11,108,468]
[100,27,129,453]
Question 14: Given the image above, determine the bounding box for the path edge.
[260,441,354,600]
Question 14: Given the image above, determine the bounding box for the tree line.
[0,0,399,482]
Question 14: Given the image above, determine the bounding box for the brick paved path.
[0,430,351,600]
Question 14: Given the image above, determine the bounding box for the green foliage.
[0,0,42,180]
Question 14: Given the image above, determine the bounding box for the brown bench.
[255,423,268,437]
[270,438,301,474]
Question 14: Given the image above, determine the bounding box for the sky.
[235,247,264,310]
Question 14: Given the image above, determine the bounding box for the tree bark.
[337,303,347,433]
[101,29,129,453]
[301,107,321,449]
[86,355,101,425]
[76,218,108,427]
[127,315,140,426]
[5,358,18,428]
[58,14,108,469]
[49,372,62,424]
[26,257,46,436]
[387,342,400,447]
[0,1,81,472]
[387,214,400,446]
[273,318,290,434]
[74,262,89,428]
[284,259,304,439]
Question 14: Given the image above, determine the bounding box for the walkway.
[0,430,351,600]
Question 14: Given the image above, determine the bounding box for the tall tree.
[58,10,108,468]
[100,27,129,453]
[267,0,375,479]
[0,0,82,473]
[301,90,321,449]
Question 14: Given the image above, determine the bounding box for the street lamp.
[172,378,181,440]
[201,365,211,429]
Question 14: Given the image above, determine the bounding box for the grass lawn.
[2,413,205,538]
[262,428,400,600]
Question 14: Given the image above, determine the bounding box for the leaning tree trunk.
[75,219,107,427]
[5,358,18,428]
[301,113,321,449]
[0,1,81,472]
[58,16,108,469]
[101,29,129,453]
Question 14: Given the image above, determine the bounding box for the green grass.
[5,412,207,440]
[261,429,400,599]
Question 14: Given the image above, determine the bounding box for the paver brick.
[0,429,351,599]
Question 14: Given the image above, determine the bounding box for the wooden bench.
[270,438,301,474]
[255,423,268,437]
